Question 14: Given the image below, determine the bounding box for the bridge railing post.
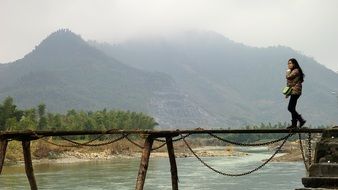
[0,139,8,174]
[22,140,38,190]
[135,135,154,190]
[166,136,179,190]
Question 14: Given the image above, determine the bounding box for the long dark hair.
[289,58,305,82]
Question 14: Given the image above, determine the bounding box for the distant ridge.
[0,29,217,129]
[91,30,338,126]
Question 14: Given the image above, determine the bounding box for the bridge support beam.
[135,135,154,190]
[166,137,179,190]
[0,139,8,174]
[22,140,38,190]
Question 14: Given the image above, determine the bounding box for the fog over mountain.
[0,29,216,129]
[91,30,338,126]
[1,29,337,128]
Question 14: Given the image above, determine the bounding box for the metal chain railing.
[40,134,128,147]
[180,133,293,176]
[298,132,312,172]
[31,129,127,147]
[125,135,144,149]
[31,132,81,148]
[39,138,83,148]
[60,134,105,145]
[154,134,191,142]
[34,131,166,150]
[125,135,167,151]
[32,129,313,176]
[54,128,123,146]
[151,142,167,151]
[59,134,128,147]
[208,133,292,147]
[308,132,312,166]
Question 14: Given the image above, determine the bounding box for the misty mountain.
[91,30,338,126]
[0,30,158,112]
[0,29,217,129]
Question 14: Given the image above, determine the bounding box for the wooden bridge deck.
[0,128,327,139]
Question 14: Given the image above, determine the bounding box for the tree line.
[221,123,296,143]
[1,96,330,142]
[0,97,158,132]
[193,122,327,143]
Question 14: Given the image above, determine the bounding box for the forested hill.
[0,29,214,129]
[0,29,174,113]
[91,30,338,126]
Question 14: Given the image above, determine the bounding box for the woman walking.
[286,58,306,128]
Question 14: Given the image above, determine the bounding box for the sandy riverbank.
[24,146,249,165]
[268,140,312,162]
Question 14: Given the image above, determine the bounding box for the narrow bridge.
[0,128,335,190]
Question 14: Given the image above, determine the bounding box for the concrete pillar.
[297,127,338,189]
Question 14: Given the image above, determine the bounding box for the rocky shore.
[269,140,313,162]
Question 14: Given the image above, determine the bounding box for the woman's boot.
[287,120,298,129]
[298,115,306,128]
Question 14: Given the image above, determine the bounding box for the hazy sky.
[1,0,338,71]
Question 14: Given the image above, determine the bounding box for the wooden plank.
[166,137,179,190]
[0,128,329,140]
[22,141,38,190]
[135,136,154,190]
[0,139,8,174]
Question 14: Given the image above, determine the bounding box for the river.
[0,151,306,190]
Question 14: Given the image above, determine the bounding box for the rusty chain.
[40,134,127,147]
[59,134,128,147]
[298,132,313,172]
[180,133,293,176]
[208,133,292,147]
[32,129,314,175]
[154,134,191,142]
[125,135,167,151]
[308,132,312,166]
